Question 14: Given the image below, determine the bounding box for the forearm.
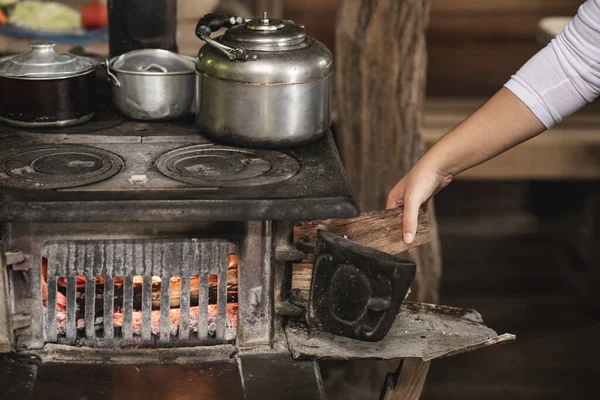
[418,88,546,177]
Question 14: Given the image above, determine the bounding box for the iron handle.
[103,59,121,88]
[195,13,252,61]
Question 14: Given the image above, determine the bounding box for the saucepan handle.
[103,59,121,88]
[195,13,251,61]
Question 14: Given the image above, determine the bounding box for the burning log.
[54,303,238,341]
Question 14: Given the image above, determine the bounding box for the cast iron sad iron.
[298,230,416,342]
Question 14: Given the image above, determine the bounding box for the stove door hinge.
[5,250,30,271]
[11,313,33,336]
[274,244,308,262]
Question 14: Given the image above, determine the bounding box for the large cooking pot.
[195,13,333,148]
[109,49,196,120]
[0,42,108,128]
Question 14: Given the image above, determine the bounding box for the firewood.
[294,207,430,255]
[292,207,430,295]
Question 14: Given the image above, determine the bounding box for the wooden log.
[294,207,430,255]
[292,207,430,295]
[333,0,441,306]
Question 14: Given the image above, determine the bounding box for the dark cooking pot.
[0,42,109,128]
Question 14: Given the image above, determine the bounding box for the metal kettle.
[195,13,333,148]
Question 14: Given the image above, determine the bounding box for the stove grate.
[42,239,237,347]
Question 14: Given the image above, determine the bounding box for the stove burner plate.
[0,145,124,189]
[156,145,300,187]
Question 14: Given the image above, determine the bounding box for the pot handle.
[195,13,251,61]
[103,59,121,88]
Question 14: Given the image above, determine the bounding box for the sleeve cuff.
[504,78,557,129]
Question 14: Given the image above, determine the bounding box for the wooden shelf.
[422,98,600,180]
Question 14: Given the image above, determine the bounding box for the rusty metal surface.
[30,361,244,400]
[240,353,325,400]
[20,343,239,365]
[0,119,359,222]
[237,221,273,347]
[284,301,516,362]
[43,238,237,347]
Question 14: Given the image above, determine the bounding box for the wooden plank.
[429,13,560,41]
[422,98,600,180]
[431,0,580,13]
[383,359,431,400]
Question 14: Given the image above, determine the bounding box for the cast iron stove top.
[0,105,358,222]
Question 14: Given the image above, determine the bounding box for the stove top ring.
[156,145,301,187]
[0,144,124,190]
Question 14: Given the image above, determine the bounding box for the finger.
[402,193,421,244]
[386,181,405,210]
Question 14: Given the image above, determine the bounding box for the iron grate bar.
[159,277,171,343]
[42,239,238,346]
[179,276,190,340]
[84,275,95,340]
[46,276,58,342]
[103,276,114,340]
[216,249,228,341]
[66,276,77,341]
[141,275,152,341]
[122,275,133,340]
[198,274,209,341]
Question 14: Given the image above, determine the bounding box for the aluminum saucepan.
[108,49,196,121]
[0,42,112,128]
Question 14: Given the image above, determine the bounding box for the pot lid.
[222,12,308,51]
[110,49,195,75]
[0,42,98,79]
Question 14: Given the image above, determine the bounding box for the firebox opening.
[41,253,239,346]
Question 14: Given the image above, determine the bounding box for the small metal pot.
[195,13,333,148]
[108,49,196,121]
[0,43,107,128]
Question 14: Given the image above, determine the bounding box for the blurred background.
[0,0,599,398]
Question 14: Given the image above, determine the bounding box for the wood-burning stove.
[0,99,514,398]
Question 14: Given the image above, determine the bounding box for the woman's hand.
[386,162,453,243]
[385,88,546,244]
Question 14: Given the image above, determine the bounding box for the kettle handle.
[195,13,251,61]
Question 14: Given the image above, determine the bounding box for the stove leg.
[240,354,325,400]
[380,359,431,400]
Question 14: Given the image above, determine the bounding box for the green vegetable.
[0,0,17,7]
[9,1,82,32]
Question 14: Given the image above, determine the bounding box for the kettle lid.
[222,12,308,51]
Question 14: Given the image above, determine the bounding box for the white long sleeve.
[504,0,600,128]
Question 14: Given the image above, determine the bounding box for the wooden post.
[322,1,440,399]
[381,360,431,400]
[254,0,284,18]
[334,0,440,305]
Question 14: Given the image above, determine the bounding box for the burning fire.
[41,255,239,340]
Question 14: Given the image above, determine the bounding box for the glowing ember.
[53,303,238,340]
[42,255,239,342]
